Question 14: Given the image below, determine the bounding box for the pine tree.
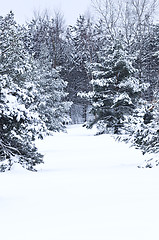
[33,44,71,131]
[65,15,98,122]
[84,38,142,134]
[139,24,159,100]
[127,80,159,168]
[23,13,72,131]
[24,11,66,68]
[129,102,159,167]
[0,12,45,171]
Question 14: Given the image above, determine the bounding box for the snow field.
[0,125,159,240]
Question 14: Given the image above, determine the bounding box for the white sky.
[1,0,92,25]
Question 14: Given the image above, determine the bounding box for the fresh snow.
[0,124,159,240]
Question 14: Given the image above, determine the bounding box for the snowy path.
[0,125,159,240]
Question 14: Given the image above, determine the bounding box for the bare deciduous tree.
[91,0,158,41]
[91,0,122,38]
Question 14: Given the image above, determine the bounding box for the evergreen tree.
[83,38,142,134]
[23,13,72,131]
[0,12,45,171]
[65,15,98,122]
[129,101,159,168]
[24,11,66,67]
[33,45,71,131]
[139,24,159,100]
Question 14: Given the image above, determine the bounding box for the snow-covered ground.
[0,124,159,240]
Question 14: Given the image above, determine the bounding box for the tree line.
[0,0,159,170]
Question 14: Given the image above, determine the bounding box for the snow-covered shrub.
[122,100,159,168]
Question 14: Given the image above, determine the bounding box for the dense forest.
[0,0,159,171]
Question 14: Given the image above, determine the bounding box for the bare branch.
[91,0,123,38]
